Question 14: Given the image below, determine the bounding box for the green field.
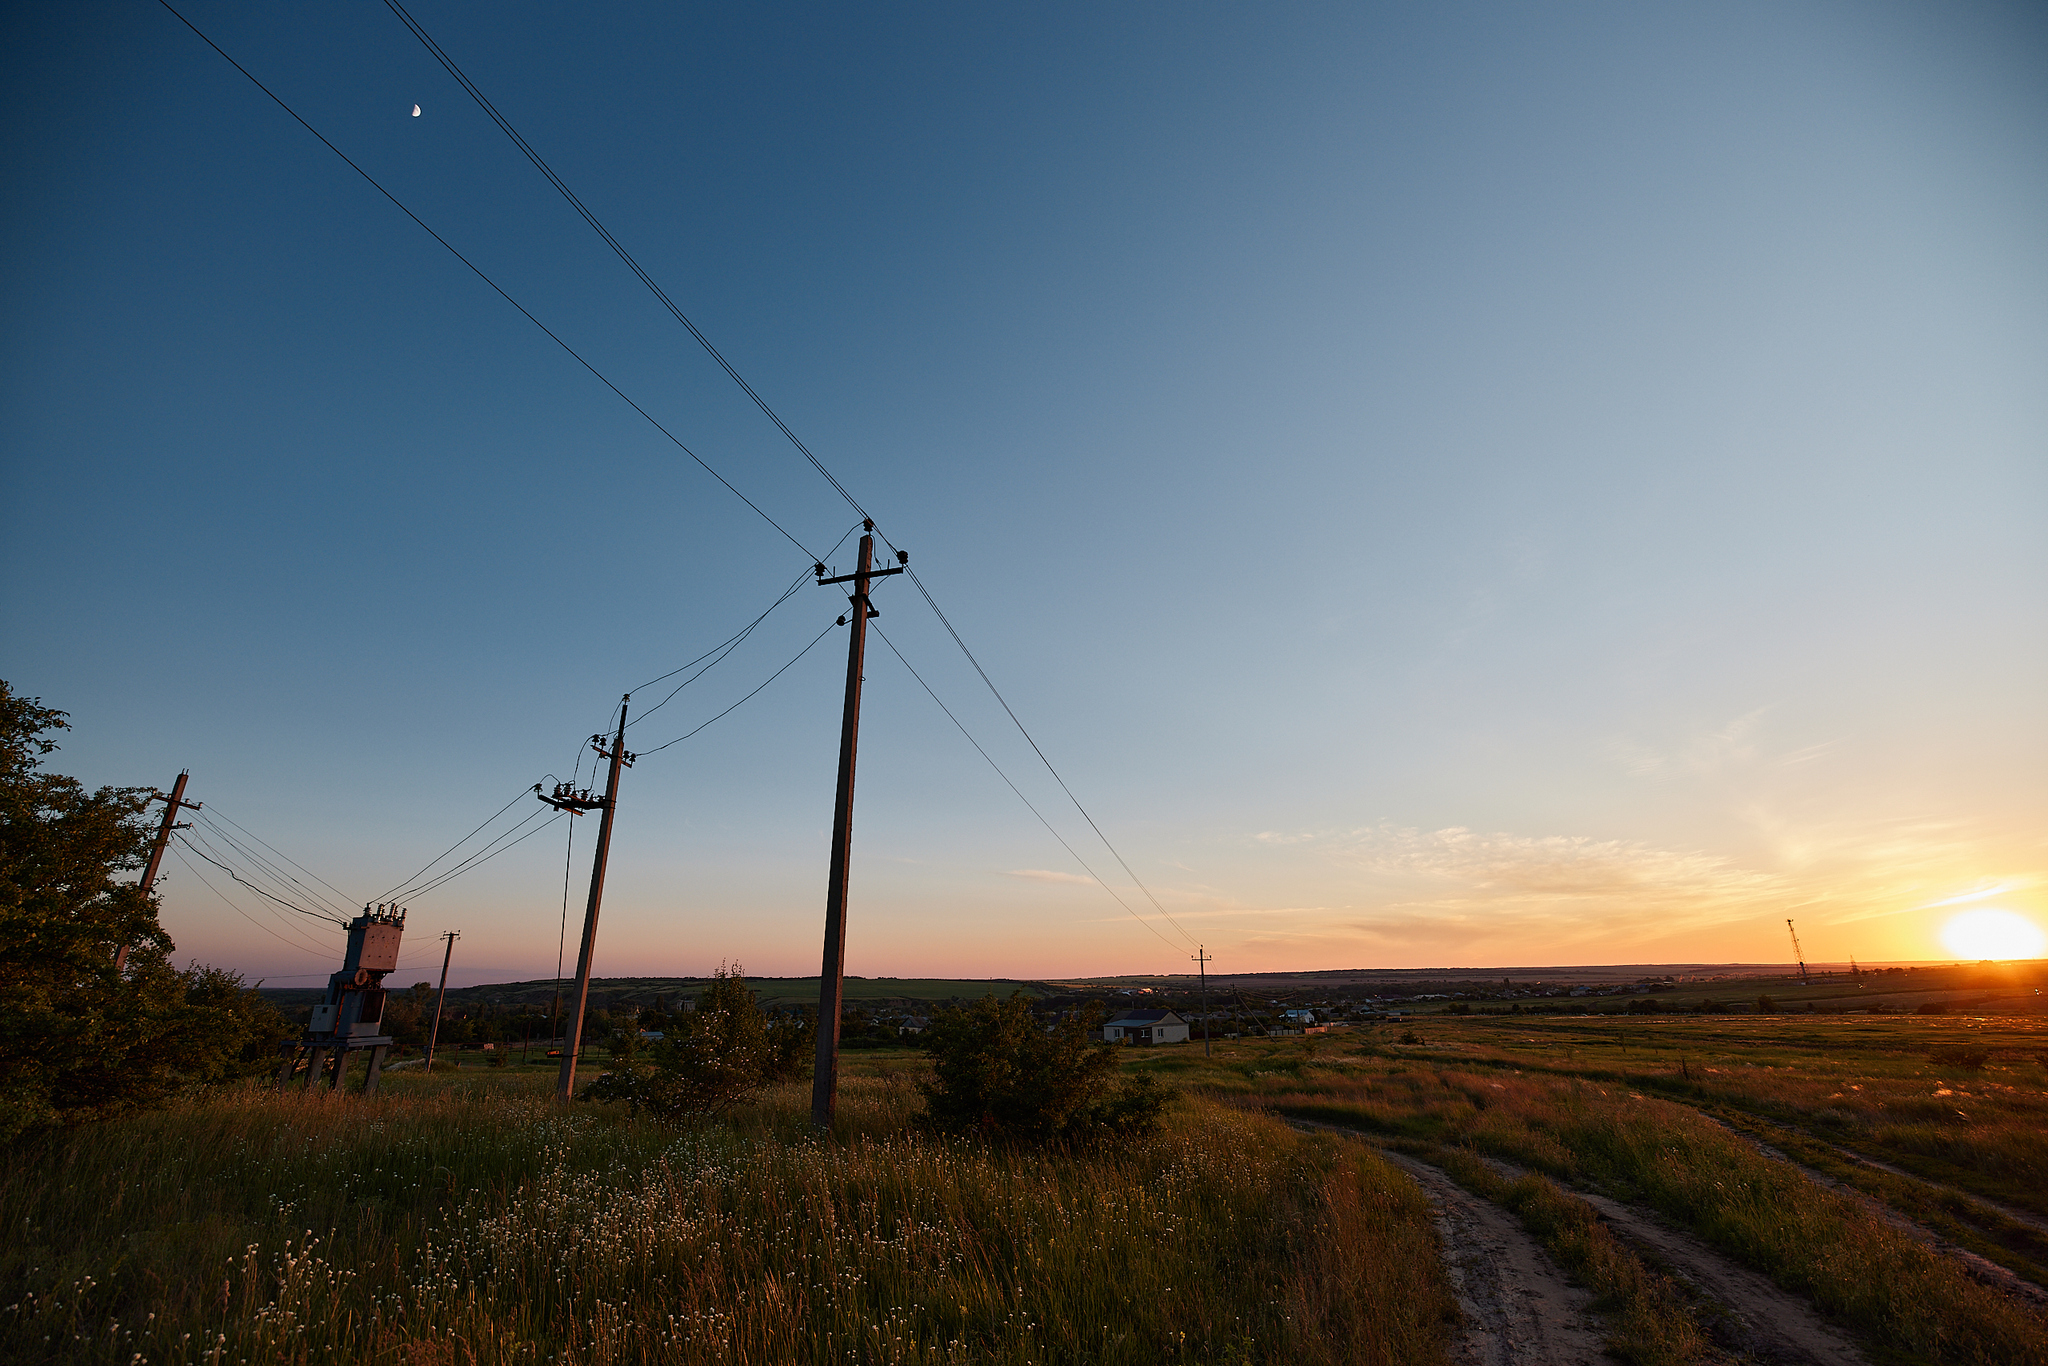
[5,1011,2045,1365]
[259,975,1050,1012]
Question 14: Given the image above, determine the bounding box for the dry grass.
[1156,1035,2047,1366]
[0,1064,1454,1365]
[1423,1146,1715,1366]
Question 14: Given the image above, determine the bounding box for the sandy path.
[1566,1187,1871,1365]
[1370,1147,1612,1365]
[1295,1118,1875,1364]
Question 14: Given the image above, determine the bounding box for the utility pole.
[542,697,633,1103]
[811,524,906,1130]
[119,771,201,970]
[1193,946,1213,1057]
[425,930,460,1072]
[1786,919,1810,987]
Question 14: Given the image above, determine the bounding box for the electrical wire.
[173,0,1194,956]
[372,783,537,902]
[637,618,841,756]
[157,0,819,562]
[190,812,356,920]
[901,566,1199,949]
[870,624,1191,955]
[626,570,810,729]
[171,847,341,959]
[381,0,876,535]
[175,834,347,925]
[203,806,359,910]
[178,824,342,926]
[393,807,564,901]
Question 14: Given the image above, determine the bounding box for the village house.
[1101,1009,1190,1045]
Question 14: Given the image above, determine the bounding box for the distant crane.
[1786,919,1810,987]
[1849,954,1862,984]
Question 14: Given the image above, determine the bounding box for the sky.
[5,1,2044,988]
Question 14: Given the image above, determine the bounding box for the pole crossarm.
[537,781,608,814]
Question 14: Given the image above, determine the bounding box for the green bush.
[917,993,1167,1145]
[579,965,808,1118]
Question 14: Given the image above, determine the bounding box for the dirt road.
[1375,1149,1612,1366]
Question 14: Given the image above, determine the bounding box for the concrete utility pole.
[119,771,200,970]
[549,697,633,1102]
[1193,946,1213,1057]
[426,930,460,1072]
[810,524,905,1130]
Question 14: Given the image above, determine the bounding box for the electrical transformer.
[277,903,406,1093]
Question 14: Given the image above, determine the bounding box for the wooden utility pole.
[1193,946,1213,1056]
[425,930,459,1072]
[119,771,200,970]
[547,697,633,1102]
[810,524,905,1129]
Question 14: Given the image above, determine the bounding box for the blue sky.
[5,1,2044,986]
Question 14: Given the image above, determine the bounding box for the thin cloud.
[1004,869,1096,885]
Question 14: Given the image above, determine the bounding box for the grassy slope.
[1141,1025,2048,1366]
[0,1060,1451,1366]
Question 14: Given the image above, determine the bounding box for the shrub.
[918,993,1167,1144]
[1929,1043,1989,1070]
[580,965,800,1118]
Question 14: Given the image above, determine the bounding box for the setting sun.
[1939,908,2046,962]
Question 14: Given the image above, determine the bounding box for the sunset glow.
[1940,909,2046,963]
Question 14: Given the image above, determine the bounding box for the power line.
[638,618,842,756]
[373,782,537,902]
[170,847,341,960]
[172,0,1192,956]
[626,570,810,729]
[869,624,1191,955]
[381,0,876,534]
[156,0,819,562]
[203,806,358,909]
[175,834,347,925]
[900,567,1199,949]
[190,812,355,920]
[179,824,344,926]
[394,807,565,901]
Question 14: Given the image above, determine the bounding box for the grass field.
[5,1013,2044,1365]
[0,1060,1450,1365]
[1134,1013,2048,1366]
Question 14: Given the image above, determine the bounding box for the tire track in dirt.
[1680,1107,2048,1311]
[1295,1119,1874,1365]
[1562,1186,1870,1365]
[1374,1148,1612,1366]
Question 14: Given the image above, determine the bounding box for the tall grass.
[1241,1060,2045,1366]
[0,1069,1454,1365]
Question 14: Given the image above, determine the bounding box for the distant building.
[1281,1009,1316,1025]
[1102,1009,1189,1045]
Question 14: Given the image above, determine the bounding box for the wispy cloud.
[1004,868,1096,885]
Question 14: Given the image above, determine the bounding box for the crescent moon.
[412,104,422,117]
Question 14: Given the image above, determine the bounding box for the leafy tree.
[581,965,801,1118]
[917,993,1167,1145]
[0,682,286,1139]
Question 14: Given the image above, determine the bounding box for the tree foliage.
[918,994,1168,1145]
[580,965,813,1119]
[0,682,291,1140]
